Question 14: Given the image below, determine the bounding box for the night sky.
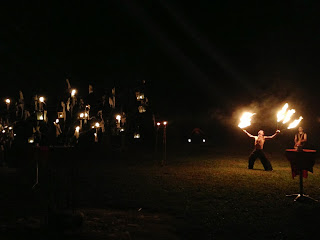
[1,1,320,138]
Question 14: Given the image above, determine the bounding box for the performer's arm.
[300,133,307,143]
[242,129,255,138]
[265,130,280,139]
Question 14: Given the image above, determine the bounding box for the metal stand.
[286,170,318,202]
[32,148,39,189]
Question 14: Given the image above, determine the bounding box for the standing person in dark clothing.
[243,129,280,171]
[294,127,307,150]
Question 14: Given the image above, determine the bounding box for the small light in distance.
[75,126,80,132]
[55,119,59,124]
[9,127,12,130]
[163,121,167,126]
[14,134,16,136]
[2,130,5,133]
[39,96,45,103]
[203,139,206,143]
[188,139,191,143]
[5,99,10,104]
[157,122,161,126]
[80,113,84,118]
[120,128,125,132]
[116,115,121,121]
[95,122,100,128]
[134,133,140,139]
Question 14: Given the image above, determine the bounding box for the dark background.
[1,1,320,148]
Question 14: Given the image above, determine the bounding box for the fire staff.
[243,129,280,171]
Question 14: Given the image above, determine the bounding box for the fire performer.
[242,129,280,171]
[294,127,307,150]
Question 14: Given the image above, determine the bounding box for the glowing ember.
[277,103,288,122]
[238,112,255,129]
[287,116,303,129]
[283,109,296,124]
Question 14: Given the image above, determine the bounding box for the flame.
[277,103,288,122]
[287,116,303,129]
[283,109,296,124]
[39,96,45,103]
[238,112,255,129]
[71,89,77,97]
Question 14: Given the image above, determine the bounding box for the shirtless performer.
[243,129,280,171]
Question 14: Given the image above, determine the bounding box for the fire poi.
[238,112,255,129]
[288,116,303,129]
[275,103,304,131]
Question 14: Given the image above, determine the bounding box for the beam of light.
[283,109,296,124]
[277,103,288,122]
[287,116,303,129]
[238,112,255,129]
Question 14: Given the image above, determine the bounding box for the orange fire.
[287,116,303,129]
[283,109,296,124]
[238,112,255,129]
[277,103,288,122]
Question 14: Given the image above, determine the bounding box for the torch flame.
[287,116,303,129]
[277,103,288,122]
[283,109,296,124]
[238,112,255,129]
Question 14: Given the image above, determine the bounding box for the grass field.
[2,144,320,239]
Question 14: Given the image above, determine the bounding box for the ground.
[1,144,320,239]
